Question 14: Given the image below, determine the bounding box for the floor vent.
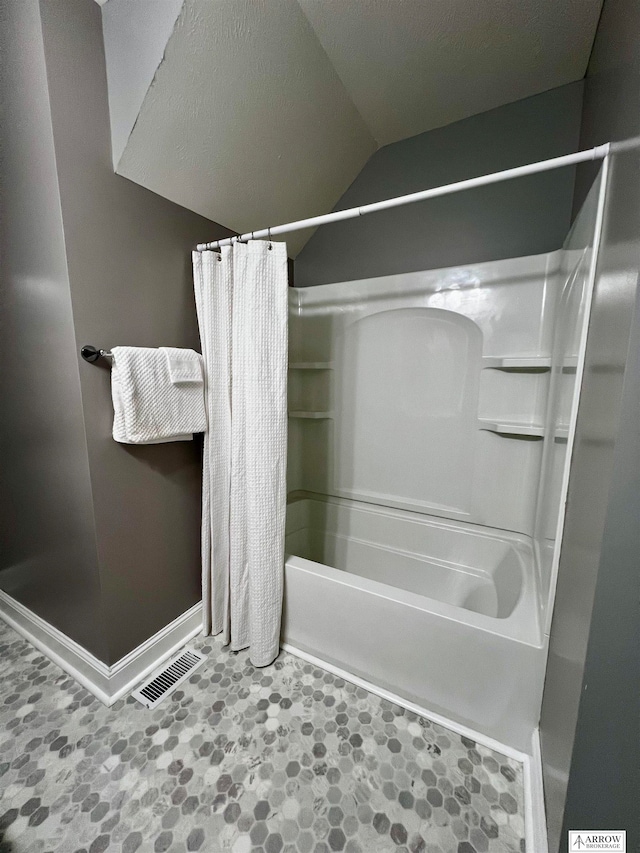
[131,647,205,709]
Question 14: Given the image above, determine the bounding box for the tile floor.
[0,620,526,853]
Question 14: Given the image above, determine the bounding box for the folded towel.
[111,346,207,444]
[160,347,203,384]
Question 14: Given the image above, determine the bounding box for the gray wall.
[295,83,584,286]
[0,0,108,660]
[539,0,640,849]
[1,0,231,666]
[562,274,640,845]
[38,0,233,665]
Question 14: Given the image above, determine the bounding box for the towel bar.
[81,345,113,363]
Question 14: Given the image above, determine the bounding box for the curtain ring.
[268,227,272,250]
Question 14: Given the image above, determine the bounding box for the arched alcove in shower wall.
[333,306,482,518]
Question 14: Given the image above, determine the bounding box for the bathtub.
[282,494,546,751]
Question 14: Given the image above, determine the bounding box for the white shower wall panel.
[533,174,605,628]
[288,252,563,538]
[478,368,550,424]
[335,306,481,517]
[472,430,543,533]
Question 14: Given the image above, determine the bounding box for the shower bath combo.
[196,146,611,759]
[277,160,609,757]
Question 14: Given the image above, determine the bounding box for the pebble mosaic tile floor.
[0,619,526,853]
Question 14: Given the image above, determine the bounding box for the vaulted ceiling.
[100,0,602,255]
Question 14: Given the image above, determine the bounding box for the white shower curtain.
[192,241,288,667]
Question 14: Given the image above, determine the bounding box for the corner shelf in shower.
[289,362,334,370]
[481,356,579,371]
[478,419,545,438]
[288,411,334,419]
[482,356,551,371]
[477,419,570,439]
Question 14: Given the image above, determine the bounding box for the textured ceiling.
[104,0,602,254]
[102,0,183,165]
[297,0,603,146]
[114,0,376,256]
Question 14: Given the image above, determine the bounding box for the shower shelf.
[289,362,334,370]
[288,411,334,419]
[481,356,579,371]
[482,356,551,371]
[478,419,545,438]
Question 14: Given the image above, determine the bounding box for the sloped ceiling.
[297,0,603,146]
[113,0,376,256]
[103,0,602,255]
[102,0,184,165]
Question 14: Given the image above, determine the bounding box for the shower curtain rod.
[195,143,611,252]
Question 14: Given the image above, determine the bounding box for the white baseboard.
[0,591,202,706]
[282,642,548,853]
[524,728,549,853]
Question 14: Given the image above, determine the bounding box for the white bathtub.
[283,494,546,751]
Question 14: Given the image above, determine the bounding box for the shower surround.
[283,173,606,752]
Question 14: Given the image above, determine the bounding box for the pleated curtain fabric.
[192,241,288,667]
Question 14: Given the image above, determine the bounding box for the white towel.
[193,241,288,668]
[160,347,203,384]
[111,346,206,444]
